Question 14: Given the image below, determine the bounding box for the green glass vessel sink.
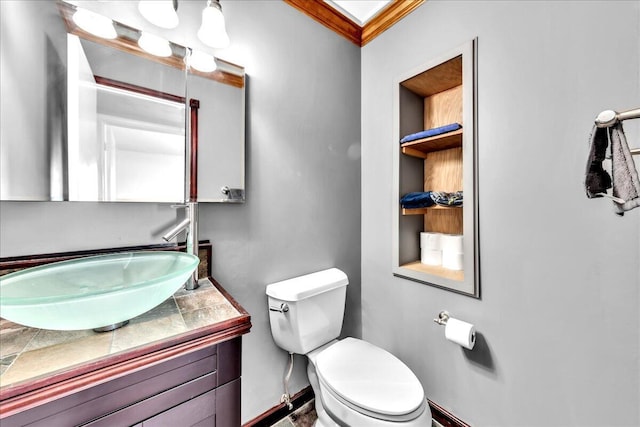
[0,251,199,331]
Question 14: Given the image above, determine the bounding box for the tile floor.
[272,401,317,427]
[270,400,440,427]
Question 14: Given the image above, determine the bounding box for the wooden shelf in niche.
[402,206,462,216]
[400,56,462,97]
[400,129,463,158]
[392,40,477,296]
[401,54,464,238]
[402,261,464,282]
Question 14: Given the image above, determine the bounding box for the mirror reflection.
[68,36,186,202]
[1,0,67,201]
[0,0,245,203]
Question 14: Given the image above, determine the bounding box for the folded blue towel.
[400,123,462,144]
[400,192,435,209]
[400,191,463,209]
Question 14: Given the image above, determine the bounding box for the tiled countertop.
[0,278,243,391]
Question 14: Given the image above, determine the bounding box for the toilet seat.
[315,338,426,422]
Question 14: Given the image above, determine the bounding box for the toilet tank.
[266,268,348,355]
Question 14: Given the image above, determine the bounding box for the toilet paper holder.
[434,310,476,350]
[433,310,450,326]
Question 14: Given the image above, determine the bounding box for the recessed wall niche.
[392,39,479,297]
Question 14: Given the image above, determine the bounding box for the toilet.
[266,268,432,426]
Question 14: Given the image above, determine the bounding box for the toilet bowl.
[266,268,431,426]
[308,339,431,426]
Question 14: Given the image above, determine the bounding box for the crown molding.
[284,0,361,45]
[361,0,424,46]
[283,0,425,47]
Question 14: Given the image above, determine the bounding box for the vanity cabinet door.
[214,378,241,427]
[142,388,216,427]
[140,377,240,427]
[83,372,218,427]
[1,347,217,427]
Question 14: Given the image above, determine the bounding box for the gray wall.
[361,1,639,426]
[199,1,362,421]
[0,0,361,423]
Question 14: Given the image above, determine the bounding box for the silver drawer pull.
[269,303,289,313]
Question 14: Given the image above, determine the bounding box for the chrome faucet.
[162,202,199,290]
[162,57,200,290]
[162,217,190,241]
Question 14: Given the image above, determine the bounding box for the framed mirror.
[0,0,245,203]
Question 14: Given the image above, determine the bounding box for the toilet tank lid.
[266,268,348,301]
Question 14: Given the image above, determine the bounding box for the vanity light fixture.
[138,0,179,29]
[187,49,218,73]
[197,0,230,49]
[72,8,117,39]
[138,32,172,57]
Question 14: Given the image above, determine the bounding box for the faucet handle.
[170,203,188,209]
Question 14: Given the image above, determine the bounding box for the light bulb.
[138,32,172,57]
[197,1,230,49]
[72,9,117,39]
[188,50,217,73]
[138,1,179,29]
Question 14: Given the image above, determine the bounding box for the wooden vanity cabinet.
[1,337,242,427]
[392,39,479,297]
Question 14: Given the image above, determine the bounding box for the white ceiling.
[324,0,392,26]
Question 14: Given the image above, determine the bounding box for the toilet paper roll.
[420,232,442,250]
[421,248,442,266]
[445,318,476,350]
[442,251,463,270]
[441,234,463,253]
[440,234,464,253]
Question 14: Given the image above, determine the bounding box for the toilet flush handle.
[269,303,289,313]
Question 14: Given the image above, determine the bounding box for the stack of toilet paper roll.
[420,232,464,270]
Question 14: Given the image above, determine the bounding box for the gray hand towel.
[610,123,640,215]
[586,123,640,215]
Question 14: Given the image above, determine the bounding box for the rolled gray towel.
[610,123,640,215]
